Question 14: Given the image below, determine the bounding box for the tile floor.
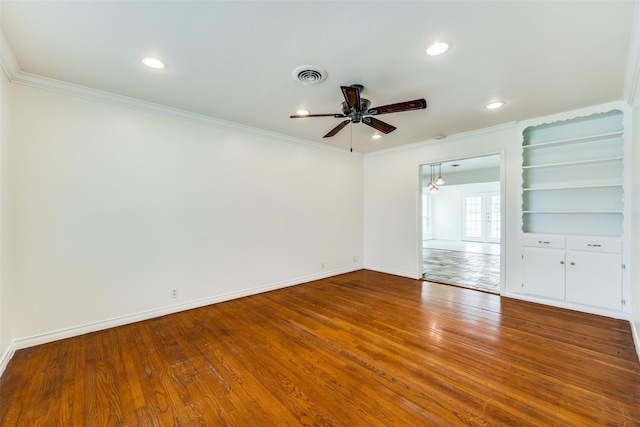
[422,241,500,293]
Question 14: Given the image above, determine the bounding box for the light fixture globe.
[426,164,440,194]
[435,163,445,185]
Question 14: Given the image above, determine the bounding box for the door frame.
[418,151,506,294]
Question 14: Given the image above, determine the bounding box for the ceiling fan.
[290,84,427,138]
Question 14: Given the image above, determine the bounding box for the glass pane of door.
[463,192,500,243]
[488,192,501,243]
[463,194,484,241]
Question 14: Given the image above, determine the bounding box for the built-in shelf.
[522,130,623,149]
[523,210,623,214]
[522,156,623,170]
[519,106,629,317]
[523,183,622,191]
[521,109,624,237]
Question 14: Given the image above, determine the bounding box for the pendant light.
[427,164,439,194]
[435,163,445,186]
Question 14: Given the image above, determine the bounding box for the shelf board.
[522,183,623,191]
[522,131,623,150]
[522,210,623,214]
[523,156,623,170]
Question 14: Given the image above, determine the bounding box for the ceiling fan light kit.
[290,84,427,139]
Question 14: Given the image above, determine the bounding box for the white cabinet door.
[522,247,565,300]
[565,251,622,311]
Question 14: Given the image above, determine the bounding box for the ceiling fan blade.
[340,85,361,110]
[323,119,351,138]
[362,117,396,134]
[290,113,346,118]
[366,98,427,115]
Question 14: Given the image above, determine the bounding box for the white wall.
[632,66,640,356]
[431,181,500,241]
[7,83,364,348]
[363,125,519,282]
[0,59,12,367]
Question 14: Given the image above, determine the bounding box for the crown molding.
[623,0,640,105]
[0,31,20,80]
[363,121,517,158]
[0,31,359,157]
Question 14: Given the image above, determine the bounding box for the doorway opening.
[420,154,502,293]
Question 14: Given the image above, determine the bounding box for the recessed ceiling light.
[372,134,382,140]
[142,57,165,69]
[485,101,506,110]
[296,109,309,116]
[426,41,449,56]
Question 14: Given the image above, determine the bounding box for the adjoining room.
[421,155,501,293]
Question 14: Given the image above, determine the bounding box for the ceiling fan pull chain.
[350,122,353,152]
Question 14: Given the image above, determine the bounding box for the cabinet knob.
[560,261,565,265]
[570,262,575,266]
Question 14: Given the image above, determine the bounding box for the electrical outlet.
[353,256,360,262]
[171,288,178,298]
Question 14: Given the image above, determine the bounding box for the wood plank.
[1,270,639,426]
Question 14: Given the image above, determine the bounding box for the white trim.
[0,32,20,80]
[363,265,419,280]
[415,149,505,294]
[15,71,356,155]
[364,122,517,158]
[631,310,640,362]
[0,344,16,378]
[517,101,631,133]
[623,0,640,105]
[1,27,512,161]
[503,291,630,321]
[1,267,361,372]
[0,32,357,157]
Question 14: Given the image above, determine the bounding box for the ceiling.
[1,1,636,153]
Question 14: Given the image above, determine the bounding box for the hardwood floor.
[2,270,639,426]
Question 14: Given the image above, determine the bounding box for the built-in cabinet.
[518,106,629,317]
[521,234,622,311]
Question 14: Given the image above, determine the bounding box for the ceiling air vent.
[292,65,327,85]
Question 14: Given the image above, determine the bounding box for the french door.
[463,192,500,243]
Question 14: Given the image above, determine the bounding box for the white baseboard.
[502,291,630,320]
[631,313,640,363]
[363,264,419,280]
[1,266,362,375]
[0,344,16,378]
